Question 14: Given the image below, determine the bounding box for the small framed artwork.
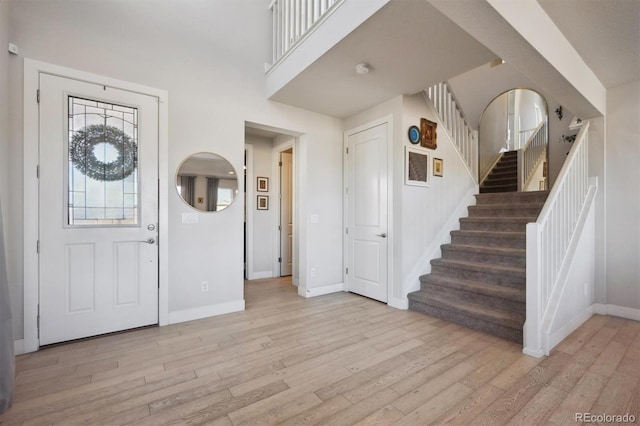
[257,195,269,210]
[257,177,269,192]
[420,117,437,150]
[405,146,430,187]
[433,158,443,177]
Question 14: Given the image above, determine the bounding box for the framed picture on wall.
[433,158,443,177]
[420,117,437,150]
[257,195,269,210]
[257,177,269,192]
[405,146,430,187]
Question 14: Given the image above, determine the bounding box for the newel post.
[523,222,544,357]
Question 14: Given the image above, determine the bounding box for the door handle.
[141,237,156,244]
[376,233,387,238]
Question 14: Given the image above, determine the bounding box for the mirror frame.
[175,152,238,212]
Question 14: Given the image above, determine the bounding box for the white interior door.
[280,150,293,276]
[346,123,388,302]
[39,73,159,345]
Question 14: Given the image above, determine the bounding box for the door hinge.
[36,240,40,253]
[345,227,348,234]
[279,161,283,167]
[346,147,349,154]
[36,165,40,178]
[37,304,40,337]
[346,267,349,275]
[278,225,281,231]
[278,257,282,263]
[345,187,348,194]
[36,89,40,103]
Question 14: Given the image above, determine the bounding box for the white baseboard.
[593,303,640,321]
[522,347,545,358]
[248,271,273,280]
[14,339,25,355]
[301,283,345,298]
[546,306,594,355]
[168,300,245,324]
[388,296,408,310]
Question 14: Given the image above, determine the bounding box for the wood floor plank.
[589,371,639,416]
[238,392,323,426]
[316,387,400,426]
[479,351,571,424]
[394,382,474,425]
[547,372,609,425]
[432,383,505,425]
[280,395,352,425]
[2,278,639,426]
[506,384,566,426]
[352,404,404,425]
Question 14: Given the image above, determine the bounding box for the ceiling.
[269,0,639,120]
[269,0,497,119]
[538,0,640,89]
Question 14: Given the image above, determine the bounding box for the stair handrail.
[425,83,478,183]
[270,0,343,68]
[524,120,590,357]
[518,119,548,191]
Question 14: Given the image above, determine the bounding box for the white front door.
[280,150,293,276]
[346,123,388,302]
[39,73,159,345]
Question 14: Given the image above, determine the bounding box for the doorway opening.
[244,123,299,287]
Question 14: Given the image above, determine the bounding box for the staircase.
[407,190,548,343]
[480,150,518,193]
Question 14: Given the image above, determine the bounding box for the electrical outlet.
[310,267,316,277]
[201,281,209,292]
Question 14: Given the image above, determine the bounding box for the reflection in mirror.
[479,89,547,189]
[176,153,238,212]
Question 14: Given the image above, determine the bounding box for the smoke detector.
[355,62,371,75]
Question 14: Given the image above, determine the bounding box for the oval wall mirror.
[175,152,238,212]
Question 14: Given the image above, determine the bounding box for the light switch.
[182,213,198,224]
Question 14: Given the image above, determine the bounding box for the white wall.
[605,81,640,310]
[245,135,275,277]
[479,94,508,180]
[1,0,20,340]
[400,94,477,299]
[344,94,477,307]
[7,0,344,339]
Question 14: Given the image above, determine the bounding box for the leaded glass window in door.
[67,96,139,226]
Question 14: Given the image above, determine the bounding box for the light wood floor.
[1,277,639,425]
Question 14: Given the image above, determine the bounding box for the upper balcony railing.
[270,0,343,67]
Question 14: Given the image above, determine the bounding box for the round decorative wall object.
[70,124,137,181]
[408,125,420,144]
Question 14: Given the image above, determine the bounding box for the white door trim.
[23,58,169,353]
[244,144,254,279]
[343,115,394,303]
[271,140,295,280]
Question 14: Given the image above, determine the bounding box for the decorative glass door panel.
[67,96,139,226]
